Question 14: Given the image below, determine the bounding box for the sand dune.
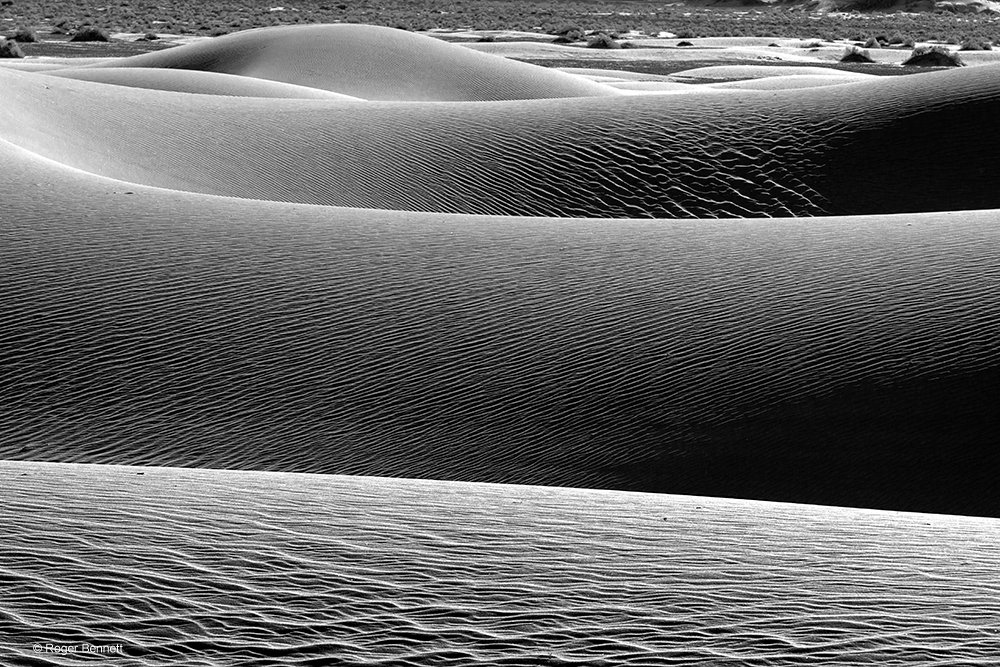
[77,24,622,101]
[1,129,998,515]
[6,56,1000,218]
[2,461,999,665]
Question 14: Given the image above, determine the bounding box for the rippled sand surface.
[3,461,999,666]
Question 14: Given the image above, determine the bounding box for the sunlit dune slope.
[78,24,623,101]
[43,67,364,99]
[2,462,998,666]
[1,135,998,515]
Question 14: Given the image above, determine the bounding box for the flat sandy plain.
[2,22,1000,666]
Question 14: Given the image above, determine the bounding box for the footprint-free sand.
[2,23,999,665]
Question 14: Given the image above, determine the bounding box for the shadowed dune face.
[3,462,1000,665]
[5,59,1000,217]
[1,136,999,515]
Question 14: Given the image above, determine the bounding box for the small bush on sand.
[863,37,882,48]
[11,28,38,42]
[587,33,621,49]
[551,24,584,40]
[960,39,992,51]
[0,38,25,58]
[678,40,694,47]
[902,44,964,66]
[140,32,159,41]
[70,26,110,42]
[840,45,875,62]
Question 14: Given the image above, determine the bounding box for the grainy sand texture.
[2,22,999,666]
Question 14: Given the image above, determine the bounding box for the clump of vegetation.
[678,40,694,47]
[0,37,25,58]
[902,44,964,66]
[863,36,882,48]
[586,32,621,49]
[70,25,111,42]
[840,45,875,62]
[50,18,70,36]
[551,24,585,43]
[800,38,823,48]
[11,27,38,42]
[960,39,992,51]
[477,34,495,42]
[139,32,159,41]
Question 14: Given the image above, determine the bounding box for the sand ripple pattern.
[2,462,999,666]
[1,132,999,515]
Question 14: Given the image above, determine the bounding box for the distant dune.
[2,461,999,665]
[79,24,621,101]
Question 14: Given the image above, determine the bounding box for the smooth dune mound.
[669,64,876,82]
[78,24,622,101]
[3,461,999,665]
[42,67,363,99]
[1,135,998,516]
[708,74,872,89]
[5,60,1000,217]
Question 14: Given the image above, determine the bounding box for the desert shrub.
[70,26,110,42]
[840,45,875,62]
[11,28,38,42]
[678,40,694,46]
[551,23,584,38]
[902,44,964,66]
[800,38,823,48]
[0,38,24,58]
[139,32,158,40]
[960,39,992,50]
[887,32,906,45]
[477,35,495,42]
[586,32,621,49]
[863,36,882,48]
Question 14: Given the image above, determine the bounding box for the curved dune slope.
[3,462,999,666]
[5,62,1000,217]
[1,138,998,515]
[78,24,622,101]
[42,67,363,99]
